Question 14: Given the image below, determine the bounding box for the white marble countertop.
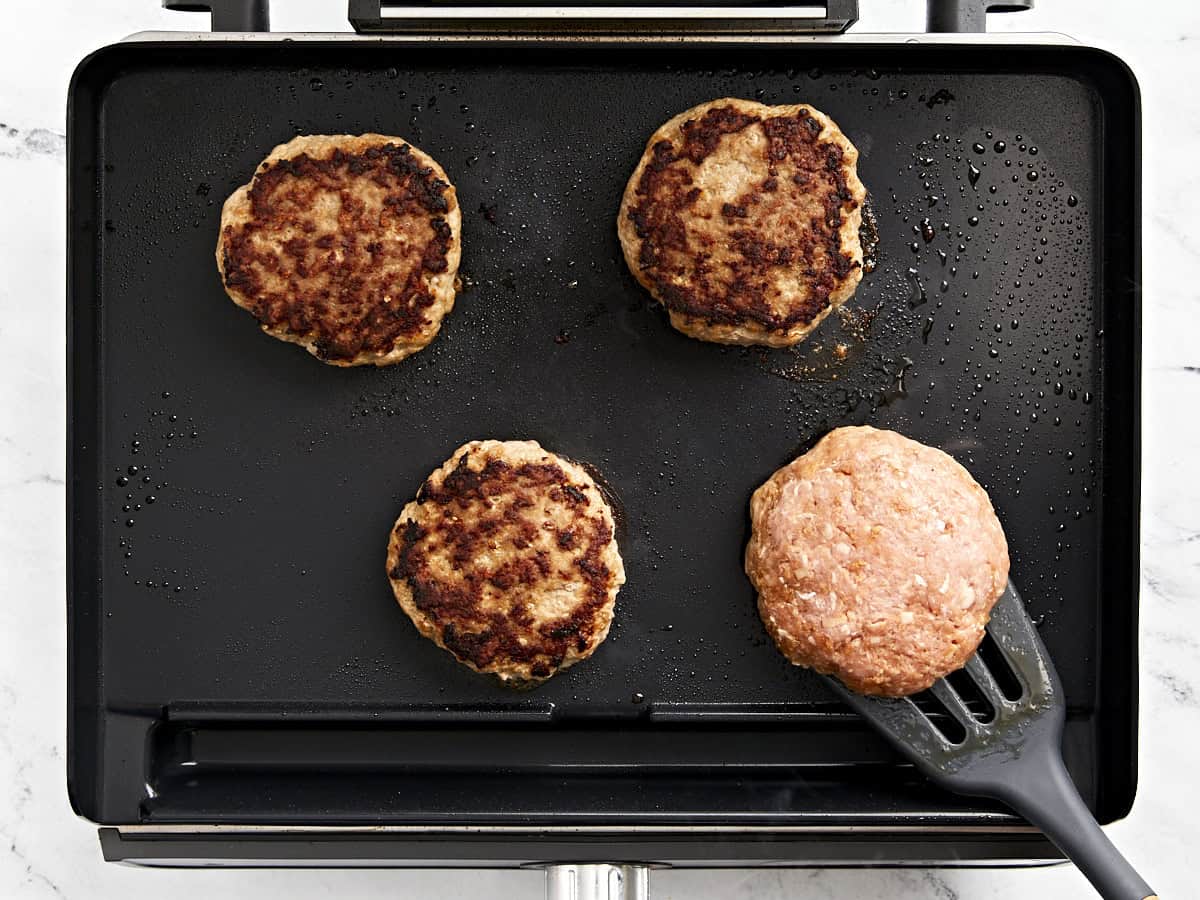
[2,1,1197,897]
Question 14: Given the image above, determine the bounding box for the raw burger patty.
[745,426,1009,696]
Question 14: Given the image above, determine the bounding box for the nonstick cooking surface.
[68,41,1139,826]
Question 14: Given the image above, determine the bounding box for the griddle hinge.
[162,0,270,32]
[926,0,1034,33]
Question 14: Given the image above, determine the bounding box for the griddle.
[67,0,1142,872]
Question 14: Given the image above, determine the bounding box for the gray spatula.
[826,582,1155,900]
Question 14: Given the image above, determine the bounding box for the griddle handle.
[926,0,1032,33]
[361,0,844,5]
[348,1,860,34]
[163,0,270,32]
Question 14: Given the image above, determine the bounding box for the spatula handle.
[997,743,1152,900]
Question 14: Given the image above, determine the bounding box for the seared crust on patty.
[386,440,625,686]
[745,427,1009,696]
[217,134,461,366]
[619,99,866,346]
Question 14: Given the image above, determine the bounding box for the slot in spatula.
[826,582,1155,900]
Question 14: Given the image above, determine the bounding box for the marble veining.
[0,125,65,161]
[2,0,1198,898]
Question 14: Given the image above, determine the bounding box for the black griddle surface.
[68,41,1140,828]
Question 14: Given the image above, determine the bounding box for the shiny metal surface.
[545,864,650,900]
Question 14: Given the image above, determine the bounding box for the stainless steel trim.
[117,858,1061,868]
[115,823,1039,834]
[119,30,1081,45]
[372,5,824,17]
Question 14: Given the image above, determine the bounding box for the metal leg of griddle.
[544,863,650,900]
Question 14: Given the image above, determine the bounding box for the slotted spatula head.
[825,581,1154,900]
[826,581,1063,789]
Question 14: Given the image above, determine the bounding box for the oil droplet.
[967,162,981,186]
[1067,194,1079,207]
[972,142,986,154]
[968,216,980,227]
[1026,169,1039,182]
[632,692,646,704]
[116,476,129,487]
[309,78,323,91]
[906,268,928,308]
[994,140,1006,153]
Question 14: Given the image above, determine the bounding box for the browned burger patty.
[745,426,1009,696]
[618,99,866,347]
[386,440,625,686]
[216,134,461,366]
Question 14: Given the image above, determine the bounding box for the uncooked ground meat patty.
[386,440,625,686]
[618,98,866,346]
[217,134,461,366]
[745,426,1009,696]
